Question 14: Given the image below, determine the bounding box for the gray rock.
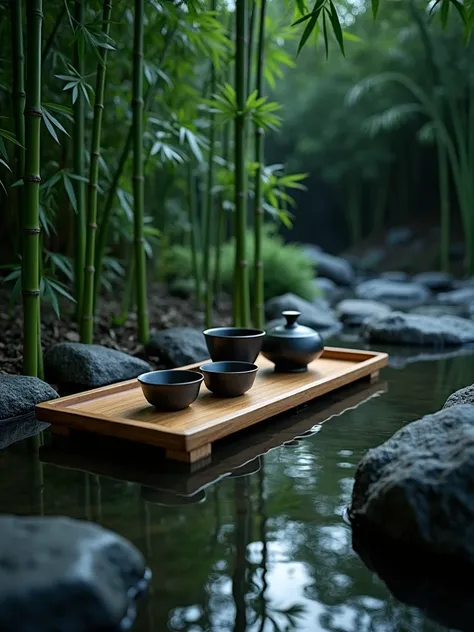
[413,271,454,292]
[0,375,58,421]
[364,311,474,346]
[336,299,392,327]
[410,304,466,318]
[302,246,355,286]
[44,343,150,390]
[265,293,341,333]
[351,404,474,563]
[312,277,347,305]
[438,287,474,306]
[379,271,409,282]
[444,385,474,409]
[146,327,209,367]
[0,416,49,450]
[385,226,413,246]
[0,515,148,632]
[356,279,430,309]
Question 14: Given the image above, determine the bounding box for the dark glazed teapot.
[261,311,324,373]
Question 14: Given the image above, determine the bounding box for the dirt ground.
[0,284,232,376]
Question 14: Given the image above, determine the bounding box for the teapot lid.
[267,311,320,338]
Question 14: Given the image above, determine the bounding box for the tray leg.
[51,425,71,436]
[166,443,212,464]
[369,371,379,383]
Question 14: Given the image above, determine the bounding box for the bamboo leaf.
[63,173,77,212]
[0,158,11,172]
[43,108,70,137]
[43,102,73,116]
[42,112,60,143]
[297,12,319,56]
[47,278,77,303]
[3,268,22,283]
[10,277,22,306]
[371,0,379,19]
[440,0,450,26]
[0,128,23,148]
[328,1,345,55]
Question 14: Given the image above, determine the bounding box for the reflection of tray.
[40,379,387,498]
[35,347,388,464]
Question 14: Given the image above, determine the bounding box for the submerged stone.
[0,416,49,450]
[351,404,474,565]
[364,312,474,346]
[356,279,429,309]
[336,298,391,327]
[146,327,208,367]
[265,292,341,333]
[0,375,58,421]
[44,342,150,390]
[437,287,474,306]
[0,515,149,632]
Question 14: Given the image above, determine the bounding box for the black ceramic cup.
[203,327,265,363]
[200,361,258,397]
[137,369,204,411]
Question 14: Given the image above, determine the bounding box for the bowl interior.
[203,327,265,339]
[200,361,258,374]
[138,370,203,386]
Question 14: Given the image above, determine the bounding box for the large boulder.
[302,246,355,286]
[44,343,150,390]
[335,298,392,327]
[0,375,58,421]
[0,515,149,632]
[444,384,474,409]
[356,279,429,309]
[410,303,465,318]
[351,404,474,565]
[146,327,209,367]
[265,293,341,334]
[364,311,474,346]
[413,271,454,292]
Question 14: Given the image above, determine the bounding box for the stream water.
[1,337,473,632]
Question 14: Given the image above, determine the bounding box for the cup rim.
[137,369,204,386]
[203,327,265,339]
[199,361,258,375]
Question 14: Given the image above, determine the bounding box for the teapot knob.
[282,310,301,328]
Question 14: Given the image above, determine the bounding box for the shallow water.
[2,338,473,632]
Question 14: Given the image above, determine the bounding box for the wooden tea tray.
[40,379,387,496]
[35,346,388,464]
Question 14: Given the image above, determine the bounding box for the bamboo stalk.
[234,0,250,327]
[253,0,266,329]
[41,5,66,63]
[204,0,217,328]
[80,0,113,343]
[132,0,149,343]
[437,138,449,272]
[93,25,177,308]
[187,163,203,303]
[246,0,256,101]
[73,0,86,320]
[11,0,26,247]
[22,0,43,377]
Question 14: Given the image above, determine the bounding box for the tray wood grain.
[35,346,388,463]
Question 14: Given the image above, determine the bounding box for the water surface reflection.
[2,344,474,631]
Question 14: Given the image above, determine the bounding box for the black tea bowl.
[200,361,258,397]
[138,370,204,411]
[203,327,265,363]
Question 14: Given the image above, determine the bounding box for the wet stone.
[444,384,474,409]
[336,299,392,327]
[413,271,454,292]
[356,279,429,309]
[351,404,474,566]
[0,375,58,421]
[302,246,355,286]
[364,312,474,346]
[146,327,209,367]
[44,343,150,391]
[0,515,149,632]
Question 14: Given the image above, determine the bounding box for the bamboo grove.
[0,0,306,377]
[1,0,472,378]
